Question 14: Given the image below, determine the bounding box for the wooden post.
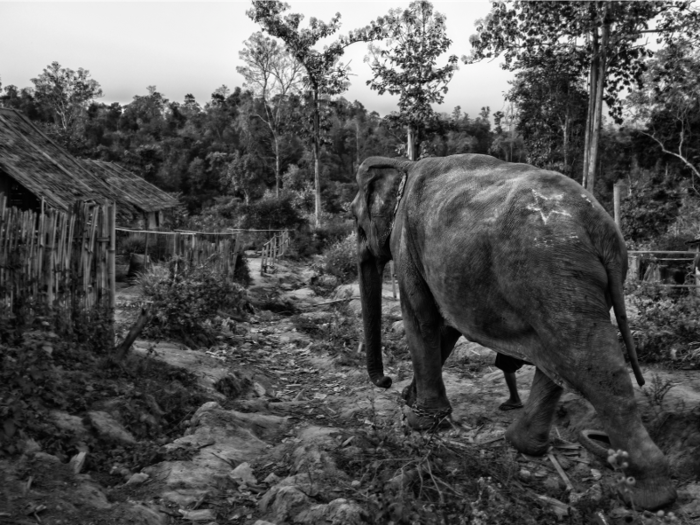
[613,182,621,229]
[108,204,116,311]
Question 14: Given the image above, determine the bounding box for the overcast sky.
[0,1,512,119]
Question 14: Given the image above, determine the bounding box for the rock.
[287,288,316,300]
[126,472,150,485]
[450,339,492,362]
[114,503,168,525]
[678,482,700,518]
[348,299,362,317]
[50,410,89,437]
[69,451,87,474]
[259,484,312,522]
[74,477,112,510]
[22,438,41,455]
[543,476,562,492]
[518,469,532,482]
[332,284,359,301]
[264,473,281,484]
[151,403,288,506]
[294,498,368,524]
[231,462,257,485]
[179,509,216,521]
[87,411,137,445]
[391,320,404,335]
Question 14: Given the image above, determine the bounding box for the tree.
[366,0,457,160]
[237,31,304,196]
[505,51,588,176]
[31,61,103,147]
[247,0,383,226]
[467,1,693,195]
[627,39,700,190]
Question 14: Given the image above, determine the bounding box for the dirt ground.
[1,255,699,525]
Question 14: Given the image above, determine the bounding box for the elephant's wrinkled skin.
[351,154,676,510]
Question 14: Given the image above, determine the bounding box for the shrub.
[239,194,306,231]
[323,232,358,283]
[627,281,700,367]
[291,219,355,259]
[138,257,248,346]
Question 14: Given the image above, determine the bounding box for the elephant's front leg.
[399,274,453,430]
[401,325,461,410]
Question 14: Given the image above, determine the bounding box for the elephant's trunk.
[359,255,392,389]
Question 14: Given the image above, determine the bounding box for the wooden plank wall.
[0,196,116,311]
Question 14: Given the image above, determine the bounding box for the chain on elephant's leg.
[505,367,563,456]
[400,284,452,431]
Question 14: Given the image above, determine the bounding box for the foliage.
[0,293,114,455]
[30,61,103,149]
[366,0,458,160]
[291,219,354,258]
[138,258,248,346]
[505,52,588,177]
[237,31,304,196]
[466,1,693,193]
[626,38,700,189]
[322,232,358,283]
[627,282,700,368]
[247,0,384,225]
[621,171,686,243]
[238,193,307,231]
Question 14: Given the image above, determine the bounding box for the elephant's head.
[351,157,412,389]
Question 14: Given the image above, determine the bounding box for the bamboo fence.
[0,196,116,312]
[261,230,290,275]
[116,227,243,280]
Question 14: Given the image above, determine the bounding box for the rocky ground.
[1,255,699,525]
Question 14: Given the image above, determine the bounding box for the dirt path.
[2,256,699,524]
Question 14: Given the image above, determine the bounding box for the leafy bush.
[627,282,700,368]
[292,219,354,258]
[239,194,307,231]
[138,258,249,346]
[323,232,358,283]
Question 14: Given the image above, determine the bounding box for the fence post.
[613,182,621,229]
[108,204,116,312]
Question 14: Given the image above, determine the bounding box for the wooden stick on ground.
[548,452,574,492]
[114,306,152,360]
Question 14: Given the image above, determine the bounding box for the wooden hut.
[81,160,179,229]
[0,107,131,213]
[0,108,178,227]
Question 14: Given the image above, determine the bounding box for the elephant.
[351,153,676,511]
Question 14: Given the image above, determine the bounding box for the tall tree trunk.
[355,119,361,172]
[313,88,321,227]
[582,31,598,190]
[586,20,609,195]
[274,135,281,197]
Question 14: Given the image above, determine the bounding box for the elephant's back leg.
[537,322,676,510]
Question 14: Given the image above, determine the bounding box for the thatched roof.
[0,107,135,213]
[81,160,179,213]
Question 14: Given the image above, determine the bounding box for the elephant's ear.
[358,158,410,252]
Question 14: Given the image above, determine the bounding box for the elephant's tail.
[606,262,645,386]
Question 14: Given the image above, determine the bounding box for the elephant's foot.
[404,399,452,432]
[504,419,550,456]
[504,368,562,456]
[621,475,676,511]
